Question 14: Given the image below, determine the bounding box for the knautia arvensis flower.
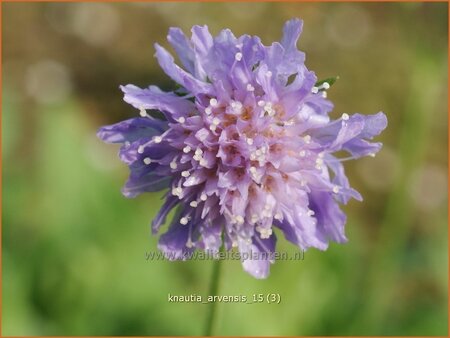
[98,19,387,278]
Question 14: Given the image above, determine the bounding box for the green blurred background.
[2,2,448,336]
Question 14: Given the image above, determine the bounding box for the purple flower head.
[98,19,387,279]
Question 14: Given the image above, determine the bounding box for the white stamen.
[274,212,283,220]
[262,209,271,218]
[170,161,178,170]
[178,117,186,124]
[299,150,306,157]
[200,193,207,201]
[369,152,376,157]
[230,101,242,110]
[246,138,254,145]
[257,226,273,239]
[265,70,272,77]
[209,98,218,107]
[153,136,162,144]
[139,108,147,117]
[232,241,238,247]
[265,103,275,116]
[235,215,244,225]
[318,152,325,158]
[172,187,183,196]
[342,113,349,121]
[322,82,330,90]
[332,185,340,194]
[235,52,243,61]
[251,214,259,223]
[193,149,204,162]
[180,217,189,225]
[246,84,255,91]
[190,201,198,208]
[303,135,311,144]
[137,145,145,154]
[204,107,212,115]
[321,91,327,98]
[181,170,190,177]
[212,117,220,125]
[186,239,194,248]
[284,119,295,126]
[257,100,266,107]
[209,125,217,132]
[199,158,207,167]
[263,102,275,116]
[307,210,315,216]
[143,157,152,165]
[183,146,191,153]
[311,86,319,94]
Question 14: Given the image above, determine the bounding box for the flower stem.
[204,256,223,336]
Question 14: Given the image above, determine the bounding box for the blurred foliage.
[2,2,448,336]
